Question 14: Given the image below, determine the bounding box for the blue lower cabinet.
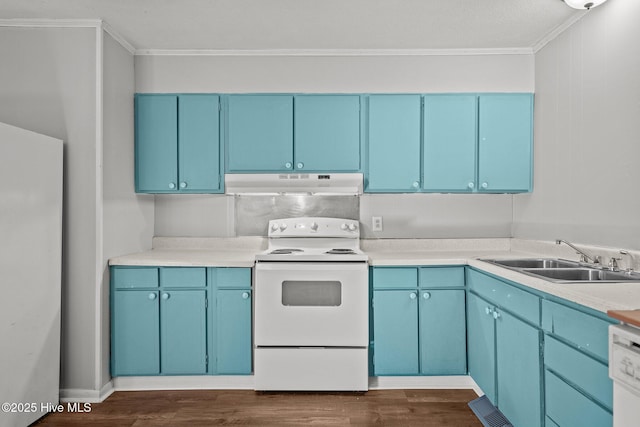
[372,266,466,376]
[467,292,497,403]
[546,370,612,427]
[373,289,419,375]
[160,290,207,375]
[419,290,467,374]
[216,289,252,374]
[467,269,542,427]
[112,290,160,375]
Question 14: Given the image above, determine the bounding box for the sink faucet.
[555,239,601,265]
[620,250,635,274]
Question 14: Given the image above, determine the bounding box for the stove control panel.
[268,217,359,238]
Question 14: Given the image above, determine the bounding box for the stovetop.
[256,217,368,262]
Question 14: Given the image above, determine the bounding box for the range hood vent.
[225,173,363,195]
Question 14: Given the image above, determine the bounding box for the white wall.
[513,0,640,250]
[0,26,98,391]
[137,53,534,238]
[101,32,154,389]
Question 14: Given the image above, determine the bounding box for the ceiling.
[0,0,584,52]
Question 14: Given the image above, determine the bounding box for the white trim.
[369,375,481,394]
[113,376,256,391]
[60,380,115,403]
[102,21,136,55]
[532,10,588,53]
[135,47,534,57]
[94,23,105,394]
[0,18,102,28]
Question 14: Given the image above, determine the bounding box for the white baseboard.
[60,380,115,403]
[60,375,483,402]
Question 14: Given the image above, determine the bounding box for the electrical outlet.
[372,216,383,232]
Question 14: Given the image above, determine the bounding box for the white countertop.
[108,237,640,314]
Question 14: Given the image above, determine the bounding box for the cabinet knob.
[481,182,489,189]
[161,293,170,300]
[493,310,501,320]
[297,162,304,169]
[409,292,417,300]
[148,293,157,300]
[168,182,176,189]
[242,292,250,299]
[468,182,475,189]
[285,162,292,169]
[485,306,493,315]
[179,182,187,189]
[412,181,419,189]
[423,292,431,300]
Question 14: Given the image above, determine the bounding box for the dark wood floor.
[33,389,482,426]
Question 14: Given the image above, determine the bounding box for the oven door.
[254,262,368,347]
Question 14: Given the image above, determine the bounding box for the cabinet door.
[227,95,293,172]
[478,94,533,192]
[294,95,361,171]
[112,290,160,375]
[423,94,477,192]
[178,95,221,192]
[216,289,252,374]
[466,293,496,403]
[135,95,178,192]
[366,95,421,192]
[495,309,542,427]
[419,290,466,374]
[373,290,419,375]
[160,290,207,375]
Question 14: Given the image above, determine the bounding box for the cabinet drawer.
[545,370,611,427]
[467,269,539,325]
[372,267,418,289]
[542,300,612,361]
[214,268,251,289]
[545,335,612,410]
[419,267,464,288]
[112,267,159,289]
[161,267,206,288]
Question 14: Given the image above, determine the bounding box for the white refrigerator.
[0,122,63,427]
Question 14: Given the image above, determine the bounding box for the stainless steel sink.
[521,268,640,282]
[480,258,640,283]
[487,258,579,269]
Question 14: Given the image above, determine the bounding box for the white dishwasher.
[609,324,640,427]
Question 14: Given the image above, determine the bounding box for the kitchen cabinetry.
[372,266,466,375]
[111,267,207,376]
[466,268,542,427]
[226,94,361,172]
[135,94,222,193]
[423,93,533,193]
[111,266,252,377]
[210,268,252,375]
[366,95,421,192]
[542,299,615,427]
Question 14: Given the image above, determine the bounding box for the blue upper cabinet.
[227,95,294,172]
[135,95,178,192]
[178,95,221,192]
[366,95,421,192]
[478,94,533,192]
[294,95,361,172]
[423,94,477,192]
[135,94,222,193]
[227,94,360,173]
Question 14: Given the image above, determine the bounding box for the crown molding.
[102,21,136,55]
[0,18,102,28]
[135,47,534,57]
[532,10,588,53]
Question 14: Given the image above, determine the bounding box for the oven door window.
[281,281,342,306]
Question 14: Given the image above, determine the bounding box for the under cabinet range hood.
[225,173,363,195]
